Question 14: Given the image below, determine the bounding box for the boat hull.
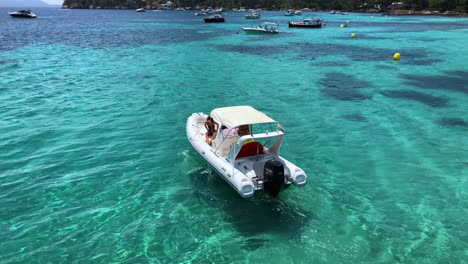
[9,13,37,18]
[186,113,255,198]
[204,18,225,23]
[288,22,322,28]
[241,28,279,34]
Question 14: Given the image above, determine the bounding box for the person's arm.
[214,122,219,131]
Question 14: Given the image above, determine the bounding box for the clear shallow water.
[0,8,467,263]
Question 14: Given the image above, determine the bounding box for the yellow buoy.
[351,33,355,38]
[340,24,344,28]
[394,53,401,61]
[371,16,374,18]
[357,17,360,20]
[346,20,350,23]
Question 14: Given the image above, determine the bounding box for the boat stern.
[239,179,255,197]
[282,159,307,187]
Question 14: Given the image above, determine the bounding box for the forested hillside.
[62,0,468,13]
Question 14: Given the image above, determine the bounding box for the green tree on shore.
[62,0,468,12]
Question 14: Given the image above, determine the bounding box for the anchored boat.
[245,12,261,19]
[241,22,280,34]
[203,14,225,23]
[289,18,324,28]
[186,106,307,198]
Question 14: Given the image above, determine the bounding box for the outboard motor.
[263,160,285,197]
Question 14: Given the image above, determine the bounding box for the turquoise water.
[1,8,467,263]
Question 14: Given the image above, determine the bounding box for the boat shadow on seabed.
[187,163,316,244]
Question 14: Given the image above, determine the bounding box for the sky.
[42,0,63,4]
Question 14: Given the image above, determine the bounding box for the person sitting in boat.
[205,116,219,145]
[237,124,250,136]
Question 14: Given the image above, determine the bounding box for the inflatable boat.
[186,106,307,198]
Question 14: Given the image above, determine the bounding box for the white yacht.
[9,10,37,18]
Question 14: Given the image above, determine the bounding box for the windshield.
[247,122,281,135]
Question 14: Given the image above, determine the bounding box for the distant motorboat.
[245,12,261,19]
[284,10,295,16]
[9,9,37,18]
[330,10,348,15]
[294,10,302,15]
[242,22,280,34]
[206,8,222,14]
[195,12,206,16]
[203,14,225,23]
[175,7,186,11]
[289,18,323,28]
[136,8,145,12]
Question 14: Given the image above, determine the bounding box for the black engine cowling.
[263,160,285,197]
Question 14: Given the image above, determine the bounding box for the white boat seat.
[216,135,240,157]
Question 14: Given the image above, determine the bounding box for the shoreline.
[59,6,468,17]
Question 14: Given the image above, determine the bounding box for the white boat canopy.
[210,106,277,128]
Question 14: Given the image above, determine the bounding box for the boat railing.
[215,130,240,157]
[214,122,282,158]
[226,132,284,163]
